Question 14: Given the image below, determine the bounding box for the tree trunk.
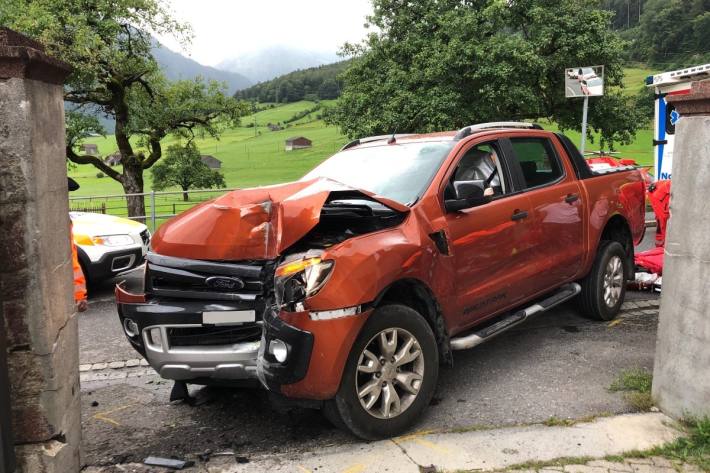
[122,162,146,222]
[182,189,189,202]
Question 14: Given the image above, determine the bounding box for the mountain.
[235,60,350,103]
[152,42,252,94]
[78,43,254,133]
[218,46,339,83]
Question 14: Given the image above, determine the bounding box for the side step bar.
[450,283,581,351]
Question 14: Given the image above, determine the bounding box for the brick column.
[0,28,81,472]
[652,81,710,418]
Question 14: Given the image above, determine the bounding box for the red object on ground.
[648,180,671,247]
[633,179,670,275]
[635,246,665,275]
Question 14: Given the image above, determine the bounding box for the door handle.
[511,210,528,221]
[565,193,579,204]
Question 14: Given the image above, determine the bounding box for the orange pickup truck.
[116,122,645,439]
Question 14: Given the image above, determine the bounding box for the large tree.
[330,0,642,149]
[1,0,248,218]
[151,143,226,201]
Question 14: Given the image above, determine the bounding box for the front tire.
[326,304,439,440]
[578,240,627,321]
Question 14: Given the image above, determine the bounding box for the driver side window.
[445,142,506,200]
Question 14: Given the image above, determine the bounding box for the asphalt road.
[79,228,661,468]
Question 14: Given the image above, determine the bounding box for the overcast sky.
[154,0,373,66]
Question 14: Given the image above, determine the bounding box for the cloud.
[154,0,372,67]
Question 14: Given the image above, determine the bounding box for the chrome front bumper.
[141,324,260,381]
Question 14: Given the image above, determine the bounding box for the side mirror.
[444,179,491,212]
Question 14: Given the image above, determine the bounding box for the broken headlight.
[274,257,334,309]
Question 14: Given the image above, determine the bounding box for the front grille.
[167,325,262,347]
[145,252,271,302]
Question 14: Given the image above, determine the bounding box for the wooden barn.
[104,152,121,166]
[81,143,99,155]
[200,155,222,169]
[285,136,312,151]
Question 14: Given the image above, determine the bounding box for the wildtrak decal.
[463,292,507,314]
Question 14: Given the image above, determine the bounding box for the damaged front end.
[115,178,408,392]
[116,255,274,383]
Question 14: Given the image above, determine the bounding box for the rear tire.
[578,240,627,321]
[326,304,439,440]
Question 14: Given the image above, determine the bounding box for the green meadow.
[69,101,348,197]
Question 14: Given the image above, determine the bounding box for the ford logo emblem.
[205,276,245,291]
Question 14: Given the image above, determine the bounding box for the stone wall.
[652,81,710,418]
[0,28,81,472]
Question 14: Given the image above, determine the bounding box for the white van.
[646,63,710,180]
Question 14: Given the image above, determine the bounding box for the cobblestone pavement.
[505,456,703,473]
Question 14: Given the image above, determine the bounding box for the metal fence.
[69,188,240,232]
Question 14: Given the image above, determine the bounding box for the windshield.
[303,141,454,205]
[587,77,603,86]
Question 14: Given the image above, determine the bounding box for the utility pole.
[252,101,257,137]
[580,95,589,154]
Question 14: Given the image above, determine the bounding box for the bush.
[96,172,105,178]
[283,105,321,124]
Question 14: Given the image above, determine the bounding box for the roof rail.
[453,122,543,140]
[340,133,416,151]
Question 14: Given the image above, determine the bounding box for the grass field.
[69,66,656,224]
[621,64,659,96]
[69,101,348,197]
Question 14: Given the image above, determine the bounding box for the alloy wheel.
[355,327,425,419]
[603,255,624,307]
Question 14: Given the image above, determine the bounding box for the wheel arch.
[598,214,634,279]
[372,278,452,365]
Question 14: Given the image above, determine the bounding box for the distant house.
[200,155,222,169]
[104,153,122,166]
[81,143,99,155]
[285,136,312,151]
[268,123,282,131]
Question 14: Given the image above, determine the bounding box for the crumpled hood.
[150,178,409,261]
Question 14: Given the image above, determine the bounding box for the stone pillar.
[0,28,81,472]
[652,80,710,419]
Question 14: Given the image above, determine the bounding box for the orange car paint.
[279,309,373,399]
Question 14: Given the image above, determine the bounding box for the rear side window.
[510,138,563,188]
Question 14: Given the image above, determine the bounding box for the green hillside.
[622,65,656,96]
[235,60,349,103]
[69,101,347,198]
